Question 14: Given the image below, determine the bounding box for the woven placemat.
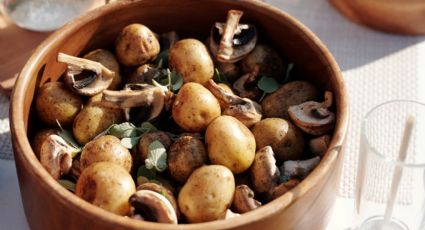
[0,93,12,160]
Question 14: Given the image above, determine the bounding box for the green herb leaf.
[155,50,169,68]
[258,76,279,93]
[213,68,229,84]
[152,78,169,92]
[139,122,157,133]
[170,71,183,91]
[145,140,167,172]
[58,179,76,192]
[282,62,294,83]
[121,136,141,149]
[56,120,81,155]
[108,122,138,138]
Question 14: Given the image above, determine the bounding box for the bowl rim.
[10,0,349,229]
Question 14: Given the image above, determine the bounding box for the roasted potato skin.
[251,118,305,162]
[79,135,132,172]
[240,44,284,79]
[168,135,207,184]
[35,82,82,126]
[83,49,122,90]
[178,165,235,223]
[169,39,214,85]
[261,81,319,119]
[138,131,172,161]
[205,116,256,174]
[172,82,221,132]
[73,94,123,145]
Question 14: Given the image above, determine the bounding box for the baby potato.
[115,23,160,66]
[169,39,214,84]
[83,49,122,90]
[178,165,235,223]
[172,82,221,132]
[35,82,82,126]
[73,94,124,145]
[205,115,256,174]
[251,118,305,162]
[76,162,136,215]
[262,81,319,119]
[168,135,207,184]
[79,135,132,172]
[138,131,172,161]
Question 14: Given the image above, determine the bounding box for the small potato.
[138,131,172,161]
[73,94,123,145]
[32,129,58,158]
[262,81,319,119]
[83,49,122,90]
[76,162,136,215]
[178,165,235,223]
[172,82,221,132]
[35,82,82,126]
[79,135,132,172]
[251,118,304,162]
[115,23,160,66]
[169,39,214,84]
[168,135,207,184]
[205,115,256,174]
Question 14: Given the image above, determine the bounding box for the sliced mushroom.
[136,182,180,219]
[268,179,300,201]
[232,70,262,101]
[39,134,77,179]
[129,190,178,224]
[250,146,280,193]
[281,156,320,180]
[127,64,162,85]
[57,53,115,96]
[101,84,165,121]
[232,184,261,213]
[206,79,262,127]
[288,91,335,135]
[224,209,241,219]
[209,10,257,63]
[309,134,331,157]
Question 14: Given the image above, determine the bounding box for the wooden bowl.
[10,0,349,229]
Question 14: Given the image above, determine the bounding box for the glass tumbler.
[0,0,105,32]
[355,100,425,230]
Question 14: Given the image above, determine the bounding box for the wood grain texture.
[10,0,349,229]
[330,0,425,35]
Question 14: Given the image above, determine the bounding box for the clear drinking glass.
[355,100,425,230]
[0,0,105,32]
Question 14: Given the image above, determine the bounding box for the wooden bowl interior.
[12,0,347,229]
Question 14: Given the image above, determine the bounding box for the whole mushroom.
[240,44,284,79]
[232,184,261,214]
[250,146,280,193]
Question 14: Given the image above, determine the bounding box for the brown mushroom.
[281,156,320,179]
[268,179,300,200]
[250,146,280,193]
[136,182,180,219]
[216,62,240,81]
[39,134,78,179]
[101,84,166,121]
[232,70,262,101]
[206,79,262,127]
[57,53,115,96]
[309,134,331,157]
[129,190,178,224]
[209,10,257,63]
[127,64,161,85]
[232,184,261,213]
[288,91,335,135]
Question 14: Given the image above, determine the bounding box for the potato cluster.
[32,10,335,224]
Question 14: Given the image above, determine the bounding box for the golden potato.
[205,115,256,174]
[115,23,160,66]
[35,82,82,126]
[83,49,122,90]
[79,135,132,172]
[169,39,214,84]
[172,82,221,132]
[76,162,136,215]
[73,94,123,145]
[178,165,235,223]
[251,118,305,162]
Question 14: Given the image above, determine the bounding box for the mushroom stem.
[232,184,261,213]
[217,10,244,62]
[57,53,115,96]
[206,79,262,127]
[281,156,320,179]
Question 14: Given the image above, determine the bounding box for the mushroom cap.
[39,134,75,179]
[232,184,261,213]
[129,190,178,224]
[250,146,280,193]
[288,101,335,135]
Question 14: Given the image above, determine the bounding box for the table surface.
[1,0,425,229]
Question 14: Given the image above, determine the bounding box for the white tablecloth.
[1,0,425,229]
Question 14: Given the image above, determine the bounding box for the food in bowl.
[31,9,336,224]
